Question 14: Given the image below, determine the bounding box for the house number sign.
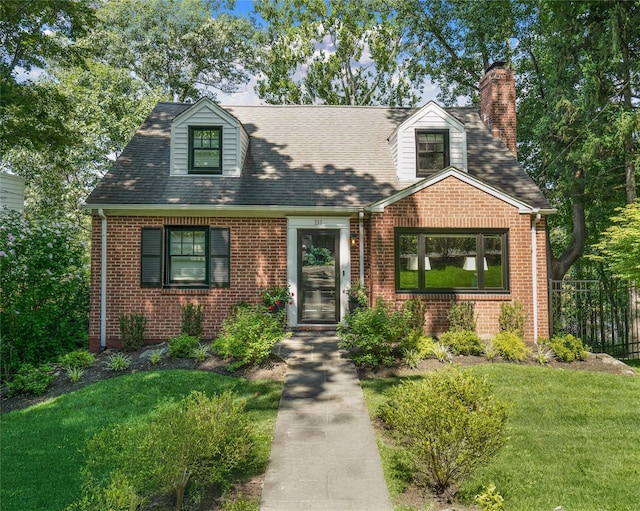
[314,219,323,225]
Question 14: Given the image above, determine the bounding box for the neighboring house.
[0,172,25,213]
[83,62,554,352]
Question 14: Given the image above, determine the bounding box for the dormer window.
[416,130,449,177]
[189,126,222,173]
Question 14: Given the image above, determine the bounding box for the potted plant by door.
[346,280,368,312]
[262,284,293,318]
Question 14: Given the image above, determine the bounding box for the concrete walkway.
[260,331,393,511]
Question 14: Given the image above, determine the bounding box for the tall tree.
[254,0,423,106]
[400,0,639,280]
[90,0,258,102]
[0,0,96,152]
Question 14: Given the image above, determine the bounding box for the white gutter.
[98,209,107,352]
[358,209,365,284]
[531,212,542,341]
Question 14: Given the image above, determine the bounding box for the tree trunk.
[548,178,586,281]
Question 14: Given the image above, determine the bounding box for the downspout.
[358,210,365,284]
[531,212,541,341]
[98,209,107,352]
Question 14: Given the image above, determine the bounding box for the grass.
[362,364,640,511]
[0,370,282,511]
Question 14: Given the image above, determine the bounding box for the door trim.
[286,217,351,327]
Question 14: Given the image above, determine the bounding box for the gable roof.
[84,102,552,212]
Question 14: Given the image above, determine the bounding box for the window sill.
[396,291,511,301]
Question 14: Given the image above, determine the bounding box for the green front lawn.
[362,364,640,511]
[0,371,282,511]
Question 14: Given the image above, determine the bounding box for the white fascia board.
[80,203,362,218]
[367,167,538,214]
[172,98,243,129]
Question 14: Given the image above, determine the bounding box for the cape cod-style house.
[83,62,554,351]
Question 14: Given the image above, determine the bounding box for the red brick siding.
[89,216,287,351]
[367,176,549,341]
[479,65,517,158]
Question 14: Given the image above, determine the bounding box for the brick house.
[83,63,554,351]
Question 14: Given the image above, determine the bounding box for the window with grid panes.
[416,130,449,176]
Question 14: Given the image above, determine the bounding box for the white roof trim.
[172,97,245,132]
[388,101,465,141]
[368,167,540,213]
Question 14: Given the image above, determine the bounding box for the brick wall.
[367,175,549,341]
[89,215,287,351]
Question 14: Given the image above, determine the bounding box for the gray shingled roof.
[84,102,551,210]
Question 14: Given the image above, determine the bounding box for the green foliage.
[307,246,332,265]
[534,341,554,365]
[192,343,210,362]
[67,367,86,383]
[592,201,640,285]
[401,298,427,336]
[68,470,145,511]
[220,497,259,511]
[378,368,509,502]
[0,210,89,379]
[498,301,526,337]
[105,353,131,372]
[431,342,452,363]
[118,314,146,351]
[85,391,253,511]
[491,332,530,362]
[474,483,505,511]
[213,306,289,371]
[255,0,422,106]
[345,279,368,307]
[167,334,200,359]
[414,335,435,359]
[337,299,406,367]
[402,348,421,369]
[484,341,498,362]
[261,285,292,309]
[59,349,95,370]
[147,349,163,365]
[447,301,476,332]
[439,330,483,355]
[6,363,56,397]
[181,303,204,337]
[547,334,590,362]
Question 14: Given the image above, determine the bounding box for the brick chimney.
[479,61,517,158]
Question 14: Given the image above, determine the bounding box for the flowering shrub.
[261,284,293,310]
[0,209,89,379]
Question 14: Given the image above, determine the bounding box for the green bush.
[84,391,253,511]
[474,483,505,511]
[6,363,56,397]
[439,330,483,355]
[167,333,200,358]
[59,349,95,370]
[547,333,589,362]
[213,306,288,370]
[181,303,204,337]
[378,368,509,502]
[415,335,435,358]
[0,210,89,380]
[67,366,86,383]
[118,314,146,351]
[498,301,526,337]
[402,298,427,336]
[105,353,131,371]
[447,301,476,332]
[68,470,145,511]
[337,299,405,367]
[492,331,530,362]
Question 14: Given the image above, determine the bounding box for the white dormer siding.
[170,98,248,177]
[389,102,467,181]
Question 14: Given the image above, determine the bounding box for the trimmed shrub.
[118,314,146,351]
[85,391,253,511]
[439,330,483,355]
[447,301,476,332]
[378,368,509,502]
[6,363,55,397]
[337,298,405,367]
[415,335,435,359]
[547,334,589,362]
[213,306,288,370]
[492,331,530,362]
[181,303,204,337]
[168,333,200,358]
[59,349,95,370]
[498,301,526,337]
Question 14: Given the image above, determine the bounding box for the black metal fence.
[550,279,640,359]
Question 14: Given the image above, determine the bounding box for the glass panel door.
[299,230,339,323]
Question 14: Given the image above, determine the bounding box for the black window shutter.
[141,228,162,287]
[209,228,230,288]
